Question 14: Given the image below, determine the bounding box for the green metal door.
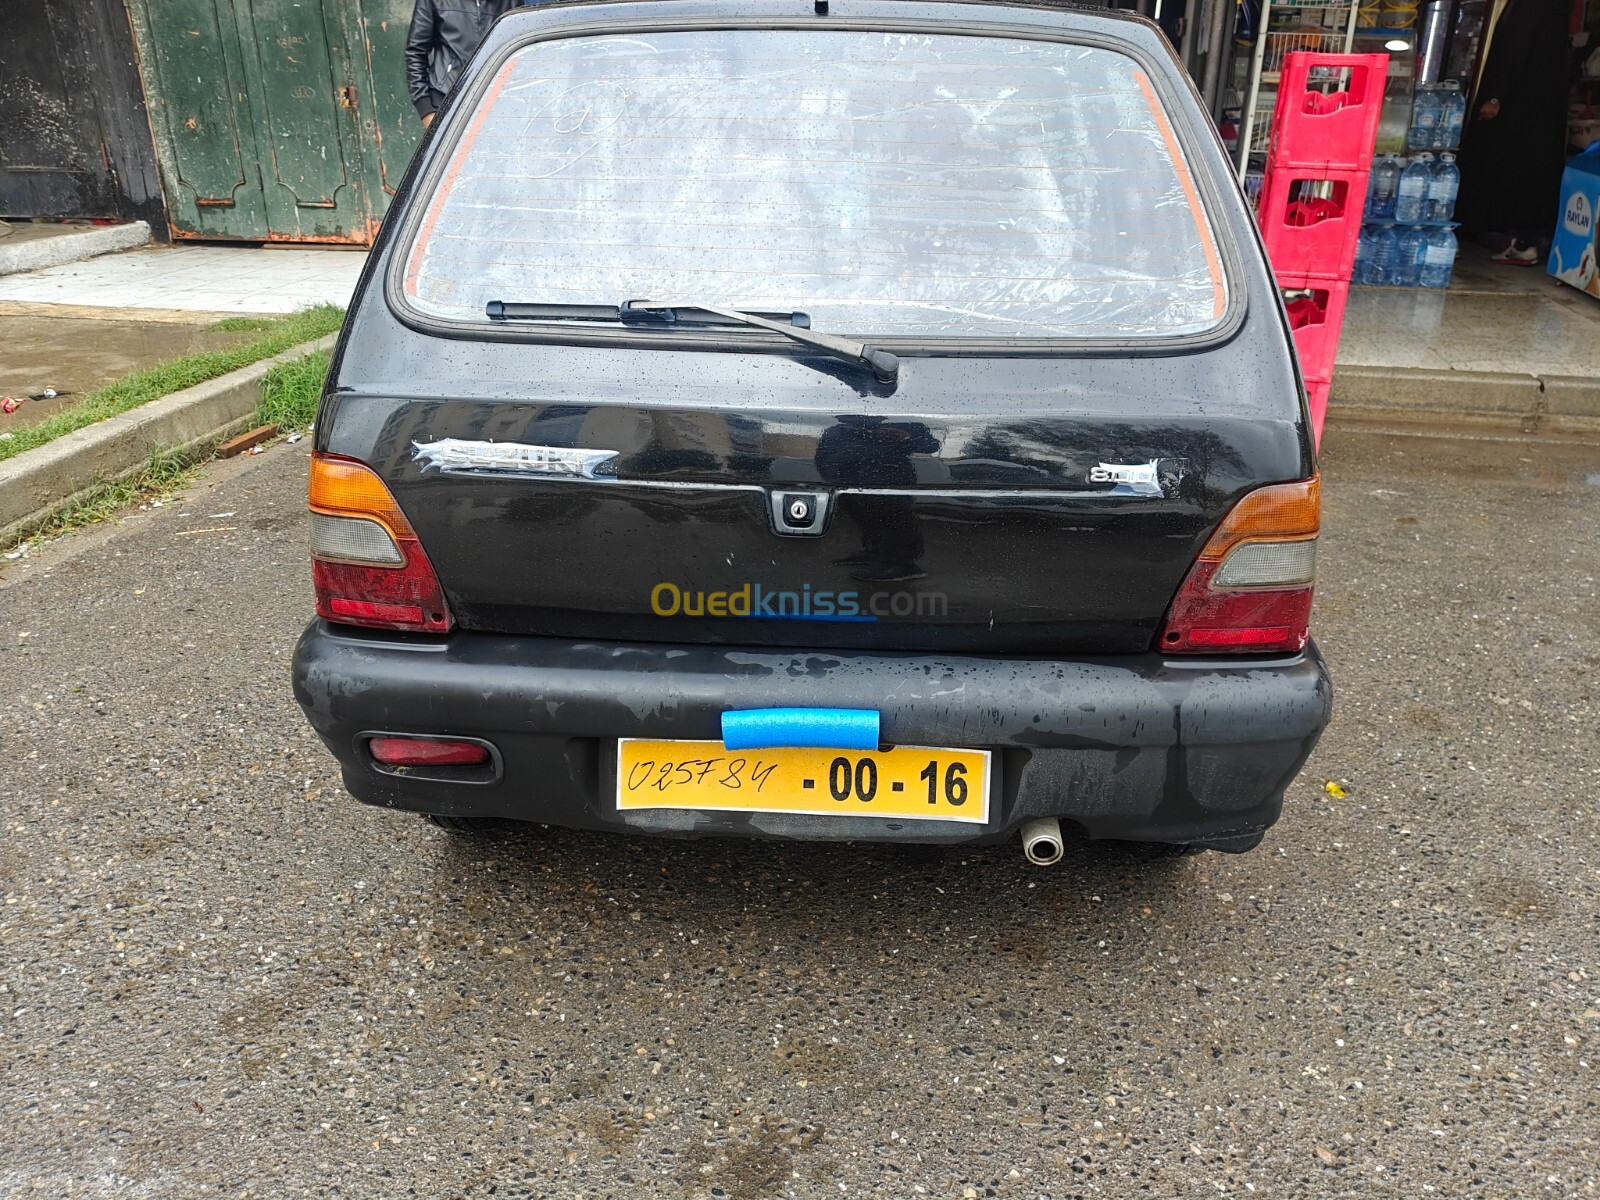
[124,1,272,237]
[352,0,425,223]
[128,0,381,242]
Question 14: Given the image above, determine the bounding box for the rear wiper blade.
[486,300,809,327]
[625,299,899,383]
[485,299,899,383]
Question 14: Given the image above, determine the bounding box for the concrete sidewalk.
[0,220,149,277]
[1341,244,1600,375]
[0,242,364,314]
[1331,244,1600,424]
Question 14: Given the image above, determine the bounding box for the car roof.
[483,0,1175,53]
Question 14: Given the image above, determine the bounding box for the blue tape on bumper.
[721,708,880,751]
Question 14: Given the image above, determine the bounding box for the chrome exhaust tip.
[1020,817,1064,866]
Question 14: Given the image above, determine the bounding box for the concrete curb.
[0,222,151,277]
[1332,364,1600,432]
[0,333,335,544]
[1539,374,1600,419]
[1332,366,1542,414]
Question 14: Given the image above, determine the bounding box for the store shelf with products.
[1569,66,1600,149]
[1247,1,1600,294]
[1350,28,1416,155]
[1234,0,1364,171]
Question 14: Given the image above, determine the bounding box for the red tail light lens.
[1160,477,1320,655]
[369,736,490,767]
[309,453,453,634]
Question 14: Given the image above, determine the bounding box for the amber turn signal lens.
[1197,476,1320,562]
[309,452,417,540]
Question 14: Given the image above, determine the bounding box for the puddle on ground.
[0,314,260,432]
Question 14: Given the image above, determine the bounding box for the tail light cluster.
[309,452,453,634]
[1159,476,1320,655]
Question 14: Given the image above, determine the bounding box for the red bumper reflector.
[369,737,490,767]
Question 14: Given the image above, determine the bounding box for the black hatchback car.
[293,0,1332,859]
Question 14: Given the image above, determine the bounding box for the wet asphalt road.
[2,424,1597,1199]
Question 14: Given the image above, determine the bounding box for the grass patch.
[210,315,283,333]
[256,348,330,432]
[3,449,198,556]
[0,303,343,464]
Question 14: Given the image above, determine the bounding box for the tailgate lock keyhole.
[770,490,831,536]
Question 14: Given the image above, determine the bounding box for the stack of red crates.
[1257,52,1388,447]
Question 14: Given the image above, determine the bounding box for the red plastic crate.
[1258,165,1367,280]
[1268,52,1389,172]
[1281,277,1350,384]
[1305,378,1330,449]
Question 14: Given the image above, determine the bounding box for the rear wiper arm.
[625,300,899,384]
[485,298,899,383]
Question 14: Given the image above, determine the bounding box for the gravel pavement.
[1,425,1597,1198]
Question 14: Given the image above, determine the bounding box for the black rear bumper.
[291,623,1332,851]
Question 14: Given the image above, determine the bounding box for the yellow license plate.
[616,740,990,823]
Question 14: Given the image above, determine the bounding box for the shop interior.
[1100,0,1600,293]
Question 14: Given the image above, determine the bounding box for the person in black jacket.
[406,0,521,126]
[1455,0,1576,263]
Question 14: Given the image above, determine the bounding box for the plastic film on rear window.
[401,30,1228,340]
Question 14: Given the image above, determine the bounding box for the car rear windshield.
[400,28,1229,340]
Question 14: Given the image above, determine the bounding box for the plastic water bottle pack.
[1408,87,1441,151]
[1353,84,1470,288]
[1394,227,1429,288]
[1436,84,1467,148]
[1359,151,1460,286]
[1395,156,1432,223]
[1406,84,1466,151]
[1420,228,1458,289]
[1425,154,1459,223]
[1357,219,1457,289]
[1361,225,1399,286]
[1364,154,1401,220]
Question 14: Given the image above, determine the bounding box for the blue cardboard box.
[1549,143,1600,297]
